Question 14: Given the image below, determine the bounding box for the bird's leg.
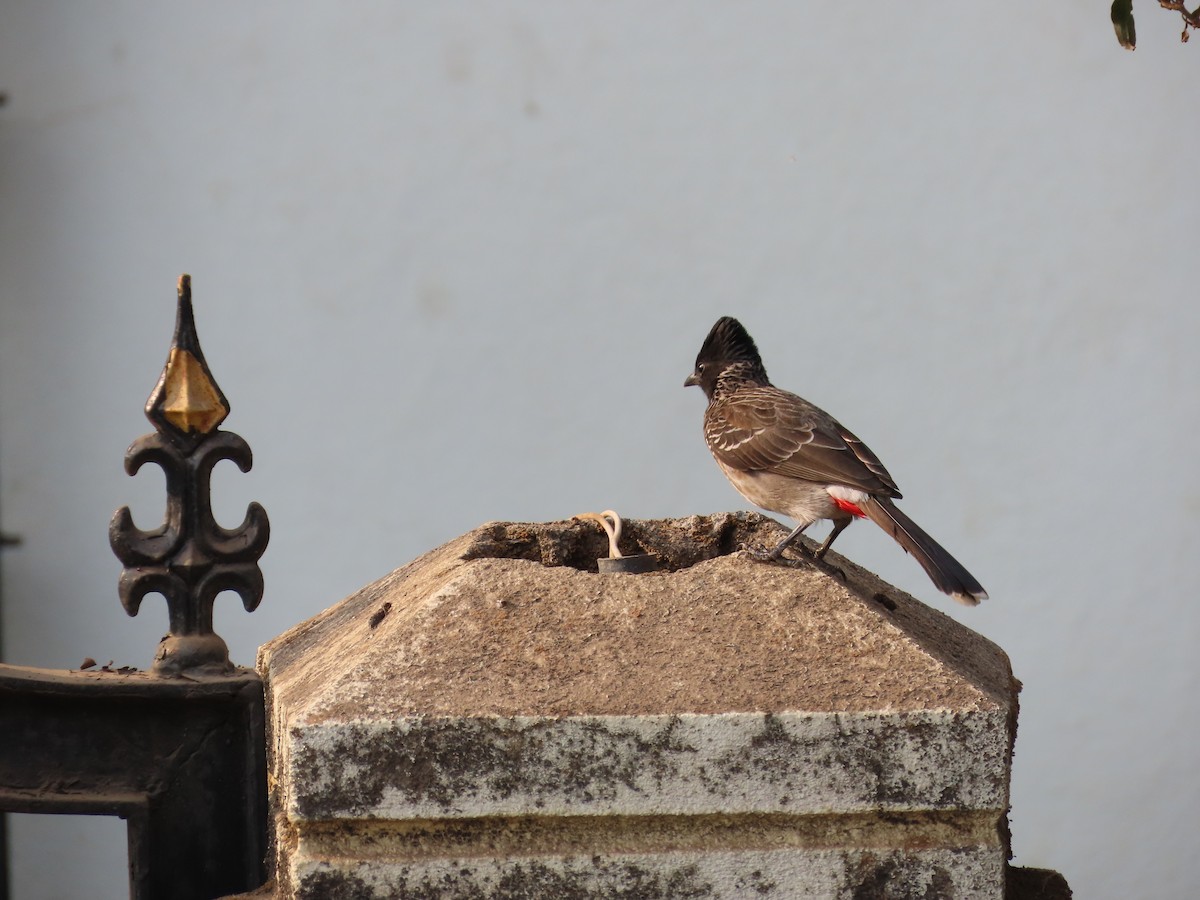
[747,522,810,562]
[813,518,851,559]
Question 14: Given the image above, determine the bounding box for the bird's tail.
[859,496,988,605]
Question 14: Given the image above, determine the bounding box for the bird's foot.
[808,550,847,582]
[821,561,848,582]
[744,542,809,565]
[745,542,845,580]
[744,544,783,563]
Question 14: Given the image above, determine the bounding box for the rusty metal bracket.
[0,666,266,900]
[0,275,269,899]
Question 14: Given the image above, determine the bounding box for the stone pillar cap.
[260,513,1014,825]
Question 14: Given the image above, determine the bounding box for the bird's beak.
[684,373,699,388]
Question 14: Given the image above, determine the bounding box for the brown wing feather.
[705,385,901,497]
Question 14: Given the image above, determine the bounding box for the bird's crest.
[696,317,767,376]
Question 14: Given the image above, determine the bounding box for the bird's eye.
[696,363,706,374]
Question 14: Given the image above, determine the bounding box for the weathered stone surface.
[259,513,1020,899]
[291,846,1002,900]
[285,710,1008,822]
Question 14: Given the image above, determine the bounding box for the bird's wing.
[704,386,902,497]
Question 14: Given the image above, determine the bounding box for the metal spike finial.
[109,275,269,675]
[144,274,231,451]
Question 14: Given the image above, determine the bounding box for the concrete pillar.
[257,513,1062,899]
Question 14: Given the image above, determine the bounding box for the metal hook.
[574,510,657,574]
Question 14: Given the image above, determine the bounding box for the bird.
[685,316,987,605]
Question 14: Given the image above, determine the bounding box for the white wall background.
[1,3,1196,898]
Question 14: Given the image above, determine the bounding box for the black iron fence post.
[0,275,269,900]
[110,274,268,676]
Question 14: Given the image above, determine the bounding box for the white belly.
[716,461,868,526]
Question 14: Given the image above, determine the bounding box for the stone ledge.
[286,711,1009,822]
[290,847,1004,900]
[293,810,1001,862]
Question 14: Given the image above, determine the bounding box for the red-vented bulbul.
[685,316,987,605]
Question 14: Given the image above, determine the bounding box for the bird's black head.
[684,316,769,398]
